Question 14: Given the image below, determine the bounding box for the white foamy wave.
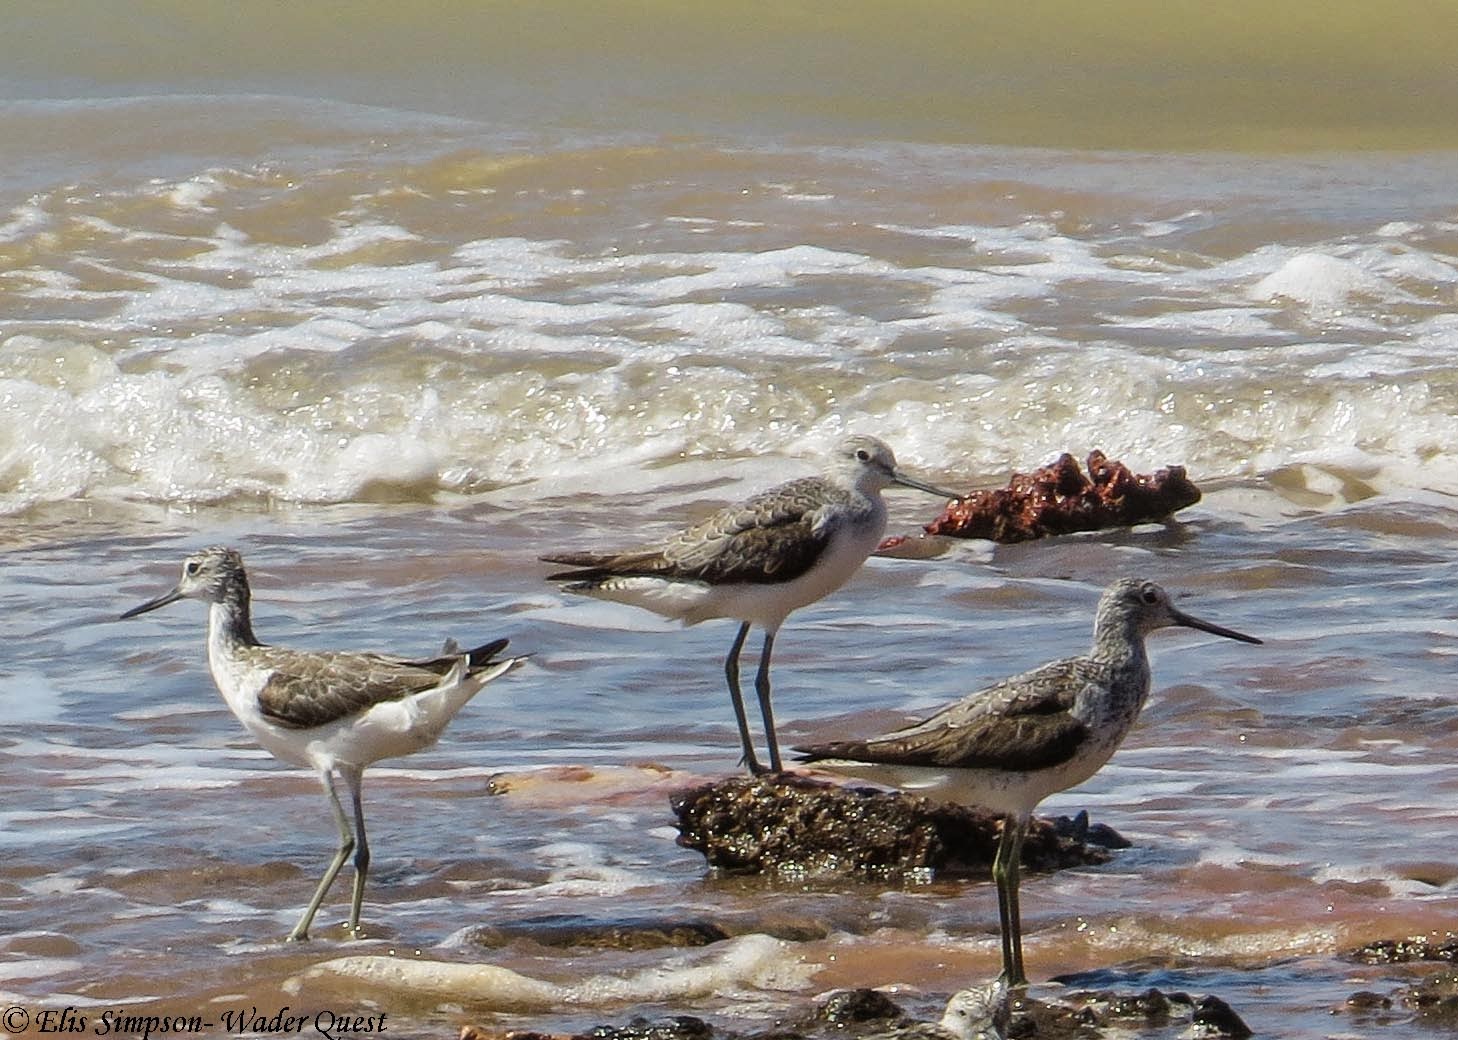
[6,150,1458,514]
[300,933,816,1008]
[1249,252,1402,312]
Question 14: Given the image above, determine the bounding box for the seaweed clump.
[923,451,1201,544]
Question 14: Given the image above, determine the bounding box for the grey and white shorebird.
[541,435,960,775]
[120,546,522,942]
[939,978,1010,1040]
[795,578,1261,986]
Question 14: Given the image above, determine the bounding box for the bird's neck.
[207,576,261,651]
[1088,613,1152,703]
[845,474,888,516]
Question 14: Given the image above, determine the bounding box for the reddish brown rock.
[923,451,1201,544]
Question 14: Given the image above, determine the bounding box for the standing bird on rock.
[796,578,1261,985]
[542,435,960,775]
[120,546,522,941]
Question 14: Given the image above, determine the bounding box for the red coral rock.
[924,451,1201,543]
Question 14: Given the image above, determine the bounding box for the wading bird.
[542,435,959,775]
[121,546,521,941]
[796,578,1261,985]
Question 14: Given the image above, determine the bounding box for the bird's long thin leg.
[755,630,782,773]
[990,813,1030,987]
[288,768,354,943]
[723,622,765,775]
[342,765,369,937]
[1005,816,1028,986]
[991,815,1016,981]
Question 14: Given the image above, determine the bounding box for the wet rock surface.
[461,1019,717,1040]
[922,452,1201,544]
[1184,996,1252,1038]
[814,988,908,1025]
[1349,935,1458,963]
[459,987,1258,1040]
[1396,970,1458,1024]
[465,914,733,951]
[1333,937,1458,1029]
[670,774,1121,879]
[463,910,830,951]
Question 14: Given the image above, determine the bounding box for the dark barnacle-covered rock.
[814,989,907,1025]
[1101,987,1184,1024]
[1348,935,1458,964]
[1183,996,1252,1039]
[586,1018,717,1040]
[1045,988,1192,1034]
[1397,970,1458,1023]
[462,987,1256,1040]
[922,451,1201,544]
[670,774,1115,879]
[461,1019,718,1040]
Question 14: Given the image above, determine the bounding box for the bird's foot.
[995,968,1029,990]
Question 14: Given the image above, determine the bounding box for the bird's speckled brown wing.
[543,476,845,586]
[798,657,1108,772]
[251,639,508,729]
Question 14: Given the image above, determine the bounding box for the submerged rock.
[1297,964,1458,1033]
[1342,990,1393,1012]
[464,912,832,952]
[921,451,1201,544]
[670,774,1118,879]
[1397,970,1458,1024]
[466,914,731,952]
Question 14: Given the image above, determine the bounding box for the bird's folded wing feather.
[660,477,838,584]
[543,477,840,585]
[804,658,1106,772]
[254,649,450,729]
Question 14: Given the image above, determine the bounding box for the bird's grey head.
[1099,578,1261,645]
[120,546,249,620]
[939,978,1010,1040]
[832,435,961,499]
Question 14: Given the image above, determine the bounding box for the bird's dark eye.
[1141,585,1159,604]
[185,561,200,576]
[855,448,870,462]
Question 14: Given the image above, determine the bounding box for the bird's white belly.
[585,517,886,631]
[207,653,316,769]
[813,737,1124,821]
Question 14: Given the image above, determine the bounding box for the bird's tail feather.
[463,637,510,670]
[541,549,666,582]
[792,740,871,763]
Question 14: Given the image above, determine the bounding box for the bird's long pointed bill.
[120,586,184,620]
[891,469,963,500]
[1173,607,1262,645]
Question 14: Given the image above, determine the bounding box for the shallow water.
[5,7,1458,1038]
[7,493,1458,1038]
